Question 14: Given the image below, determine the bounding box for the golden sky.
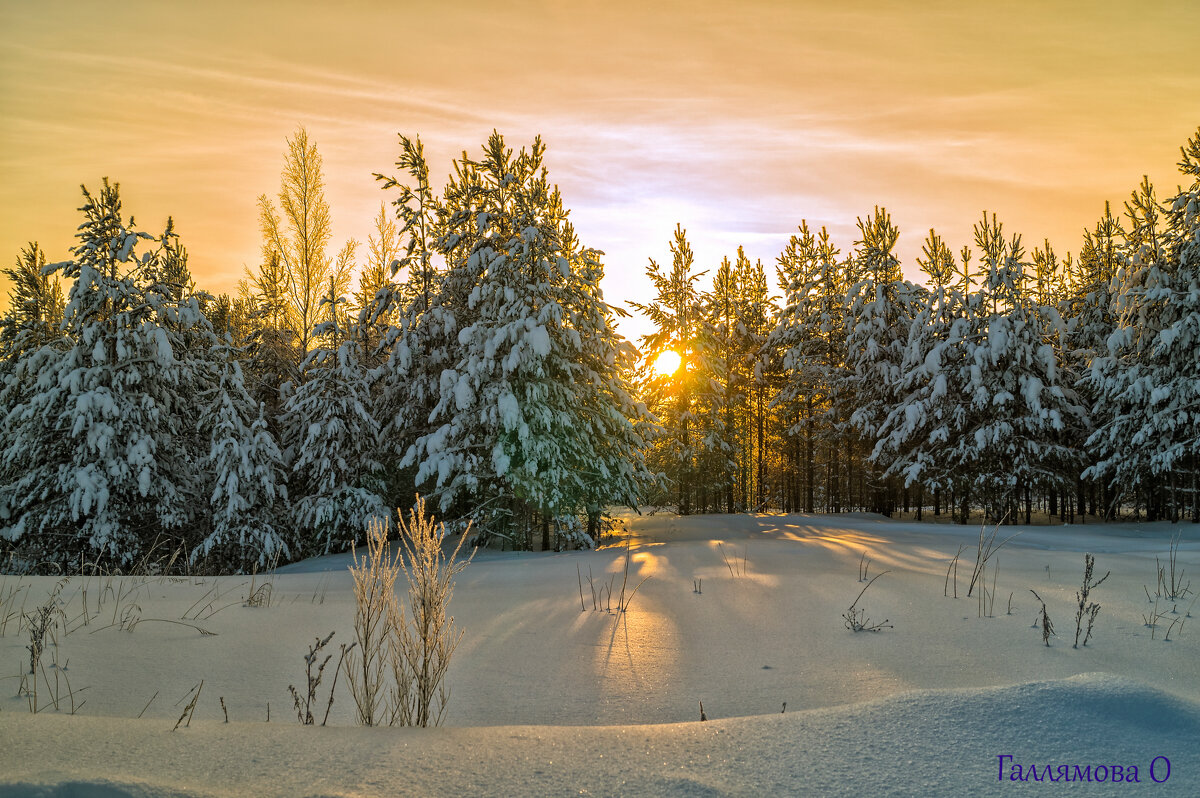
[2,0,1197,343]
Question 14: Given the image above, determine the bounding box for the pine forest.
[3,126,1199,574]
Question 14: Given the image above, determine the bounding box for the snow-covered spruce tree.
[281,283,385,555]
[194,348,290,570]
[1029,239,1095,521]
[1084,178,1173,515]
[558,229,655,545]
[145,221,230,530]
[402,133,652,548]
[1,182,212,567]
[1086,128,1200,520]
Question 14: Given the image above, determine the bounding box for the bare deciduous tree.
[256,127,353,362]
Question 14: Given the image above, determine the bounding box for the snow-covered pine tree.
[871,229,965,517]
[941,213,1081,522]
[0,244,68,541]
[402,133,651,547]
[767,222,848,512]
[843,207,920,514]
[736,251,776,510]
[700,255,744,513]
[0,243,65,362]
[1087,129,1200,520]
[918,229,957,292]
[556,223,655,545]
[1058,205,1123,519]
[281,282,385,555]
[632,224,709,515]
[0,244,66,448]
[371,134,453,509]
[2,182,211,566]
[144,220,226,528]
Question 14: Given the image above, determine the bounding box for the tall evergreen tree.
[1,182,211,565]
[736,251,776,510]
[702,255,743,513]
[767,223,847,512]
[281,284,385,555]
[1087,130,1200,519]
[398,133,652,546]
[195,349,290,569]
[949,214,1081,521]
[631,225,709,515]
[0,243,65,361]
[843,207,916,513]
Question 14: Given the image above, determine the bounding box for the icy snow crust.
[3,513,1199,796]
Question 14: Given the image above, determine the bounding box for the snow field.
[2,512,1199,795]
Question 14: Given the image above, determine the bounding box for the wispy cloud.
[2,1,1196,337]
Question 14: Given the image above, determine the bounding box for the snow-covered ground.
[2,512,1199,796]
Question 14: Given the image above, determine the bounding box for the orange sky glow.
[2,0,1197,345]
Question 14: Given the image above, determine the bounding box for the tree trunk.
[804,399,815,513]
[756,393,766,510]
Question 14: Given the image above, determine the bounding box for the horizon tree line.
[1,125,1198,573]
[637,126,1200,526]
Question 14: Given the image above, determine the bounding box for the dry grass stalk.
[577,564,586,611]
[968,520,1020,598]
[289,631,345,725]
[344,515,402,726]
[390,496,472,728]
[244,548,280,608]
[717,542,747,578]
[1030,589,1054,646]
[137,690,159,719]
[843,571,893,632]
[172,681,203,731]
[944,544,965,598]
[1073,553,1109,648]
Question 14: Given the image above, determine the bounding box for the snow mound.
[1,781,209,798]
[4,674,1196,797]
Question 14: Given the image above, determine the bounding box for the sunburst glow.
[651,349,682,378]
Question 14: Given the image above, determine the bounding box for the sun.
[651,349,683,378]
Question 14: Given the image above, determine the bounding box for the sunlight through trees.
[2,126,1200,571]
